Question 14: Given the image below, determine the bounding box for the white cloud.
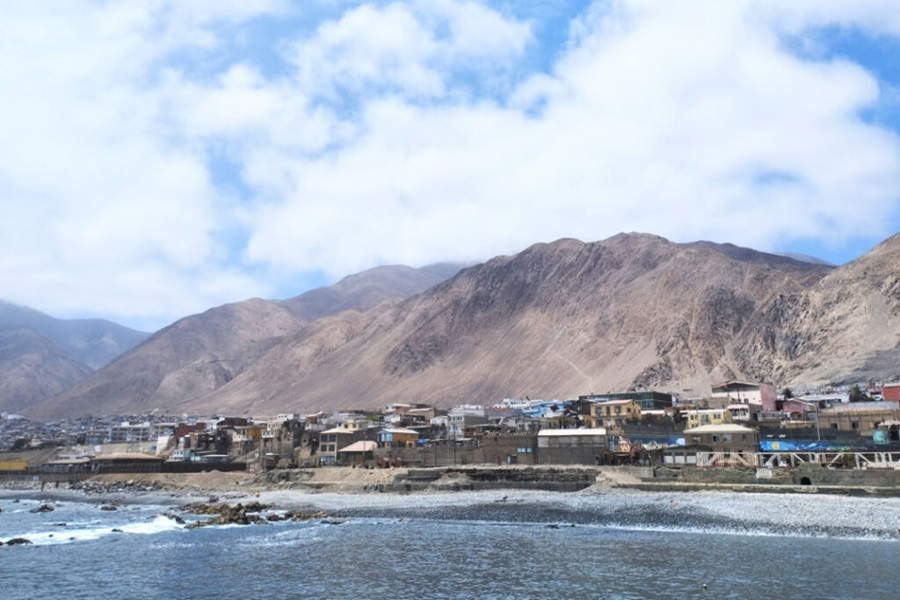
[243,0,900,274]
[0,1,283,328]
[1,0,899,329]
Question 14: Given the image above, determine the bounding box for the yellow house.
[590,400,641,431]
[684,408,733,429]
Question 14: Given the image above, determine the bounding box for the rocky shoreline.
[5,464,900,501]
[3,466,900,541]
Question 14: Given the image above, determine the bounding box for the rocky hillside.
[190,233,840,415]
[0,328,92,414]
[24,233,900,419]
[740,233,900,386]
[0,301,149,414]
[25,263,462,418]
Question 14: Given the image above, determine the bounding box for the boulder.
[6,538,33,545]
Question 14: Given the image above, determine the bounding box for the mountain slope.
[29,233,900,419]
[0,328,92,414]
[178,233,839,415]
[29,263,463,418]
[740,233,900,386]
[0,300,149,369]
[279,263,464,321]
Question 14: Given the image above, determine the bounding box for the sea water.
[2,489,899,599]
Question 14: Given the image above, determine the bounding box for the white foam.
[5,514,184,546]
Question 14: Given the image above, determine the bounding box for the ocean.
[1,487,898,599]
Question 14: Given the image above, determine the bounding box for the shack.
[536,428,607,465]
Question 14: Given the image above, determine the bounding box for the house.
[589,400,641,431]
[318,420,374,466]
[260,418,305,458]
[337,440,378,467]
[447,412,488,438]
[684,408,732,429]
[711,380,777,412]
[580,391,673,410]
[107,421,153,443]
[536,428,607,465]
[882,382,900,402]
[482,432,538,465]
[725,404,751,422]
[90,453,165,473]
[682,424,758,453]
[378,427,420,448]
[816,402,900,436]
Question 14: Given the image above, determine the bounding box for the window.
[723,434,732,442]
[851,422,859,430]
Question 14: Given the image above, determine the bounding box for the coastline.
[3,466,900,541]
[5,464,900,501]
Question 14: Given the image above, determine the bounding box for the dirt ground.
[86,466,409,494]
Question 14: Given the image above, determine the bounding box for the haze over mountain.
[0,300,149,370]
[0,302,149,415]
[21,233,900,420]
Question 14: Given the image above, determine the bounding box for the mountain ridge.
[21,263,465,418]
[17,233,900,419]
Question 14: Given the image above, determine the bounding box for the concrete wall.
[794,464,900,487]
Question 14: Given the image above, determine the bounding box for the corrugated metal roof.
[683,424,756,433]
[537,428,607,437]
[822,401,900,413]
[382,428,420,435]
[338,441,378,453]
[91,453,164,461]
[321,427,359,435]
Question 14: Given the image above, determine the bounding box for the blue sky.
[2,0,899,331]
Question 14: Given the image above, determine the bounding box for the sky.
[2,0,899,332]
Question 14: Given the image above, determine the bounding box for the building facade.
[711,380,777,412]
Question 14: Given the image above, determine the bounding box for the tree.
[848,384,871,403]
[11,437,31,451]
[782,387,794,400]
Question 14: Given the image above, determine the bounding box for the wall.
[794,464,900,487]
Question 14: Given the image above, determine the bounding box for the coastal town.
[3,379,900,491]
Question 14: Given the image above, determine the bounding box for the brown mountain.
[738,233,900,386]
[0,301,149,414]
[187,233,839,415]
[27,263,462,418]
[0,300,149,369]
[28,233,900,419]
[0,328,92,415]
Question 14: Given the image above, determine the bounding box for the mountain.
[27,263,463,418]
[0,301,149,369]
[26,233,900,419]
[279,263,465,321]
[0,328,93,415]
[779,252,835,267]
[740,233,900,387]
[0,301,150,414]
[189,233,838,415]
